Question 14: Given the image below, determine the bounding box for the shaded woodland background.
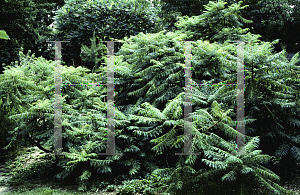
[0,0,300,194]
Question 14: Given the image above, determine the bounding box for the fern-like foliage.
[1,1,299,193]
[143,81,291,194]
[1,49,175,191]
[174,0,253,43]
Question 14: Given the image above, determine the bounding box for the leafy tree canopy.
[53,0,162,70]
[0,0,65,74]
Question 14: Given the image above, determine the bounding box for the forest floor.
[0,146,300,195]
[278,168,300,195]
[0,164,133,195]
[0,146,144,195]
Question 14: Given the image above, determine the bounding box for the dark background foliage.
[0,0,65,74]
[158,0,299,53]
[52,0,161,70]
[0,0,300,194]
[1,0,299,72]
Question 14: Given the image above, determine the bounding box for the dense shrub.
[53,0,161,70]
[1,1,299,194]
[0,0,63,74]
[0,50,172,192]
